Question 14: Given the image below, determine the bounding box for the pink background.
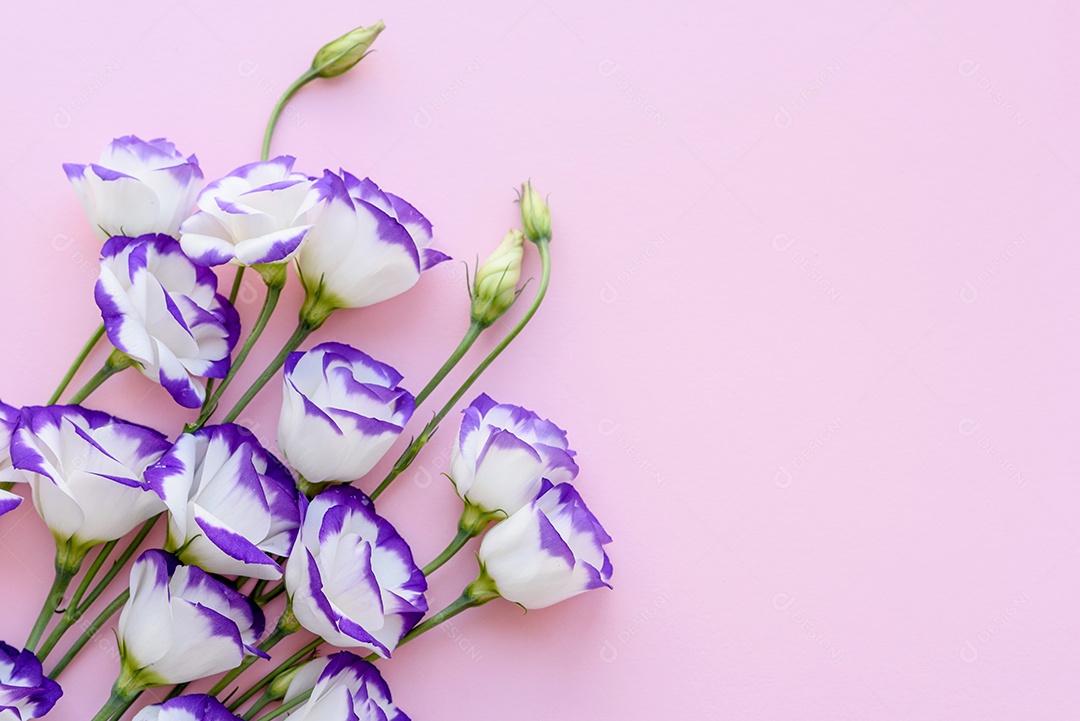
[1,1,1078,718]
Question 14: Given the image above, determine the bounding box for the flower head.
[63,135,202,240]
[10,406,170,557]
[478,483,612,609]
[133,695,241,721]
[96,234,240,408]
[312,21,386,78]
[278,343,414,487]
[518,181,551,243]
[145,424,300,580]
[471,230,524,327]
[0,641,63,720]
[296,171,448,320]
[285,486,426,656]
[119,550,265,688]
[451,393,578,517]
[282,653,408,721]
[179,156,320,268]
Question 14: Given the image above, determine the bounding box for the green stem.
[421,505,499,576]
[369,239,551,501]
[190,283,283,431]
[89,683,139,721]
[49,589,129,679]
[207,626,289,698]
[77,517,157,616]
[253,689,311,721]
[228,637,322,712]
[255,583,286,607]
[413,321,484,408]
[242,693,275,719]
[396,574,499,650]
[68,349,135,405]
[230,266,247,305]
[262,69,319,162]
[49,324,106,404]
[221,319,318,424]
[37,539,117,659]
[25,555,80,654]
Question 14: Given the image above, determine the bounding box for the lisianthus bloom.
[471,230,524,327]
[118,550,265,688]
[0,641,63,720]
[285,486,426,656]
[478,482,613,609]
[96,234,240,408]
[145,424,300,580]
[63,135,202,241]
[278,343,414,487]
[179,156,320,268]
[133,695,242,721]
[0,399,23,484]
[296,171,448,315]
[282,653,409,721]
[450,394,578,517]
[10,406,169,560]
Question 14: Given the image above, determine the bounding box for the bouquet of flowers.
[0,20,612,721]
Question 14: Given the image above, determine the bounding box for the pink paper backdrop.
[1,1,1078,718]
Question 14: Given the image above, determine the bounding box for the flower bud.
[312,21,386,78]
[267,665,301,701]
[519,181,551,242]
[471,230,525,327]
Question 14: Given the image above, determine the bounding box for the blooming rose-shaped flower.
[179,156,321,267]
[285,486,426,656]
[63,135,203,241]
[145,424,300,580]
[118,551,265,689]
[282,653,409,721]
[133,695,242,721]
[296,171,449,311]
[450,394,578,517]
[96,234,240,408]
[0,641,63,720]
[10,406,170,559]
[478,483,613,609]
[278,343,415,487]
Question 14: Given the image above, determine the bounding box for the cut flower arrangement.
[0,20,612,721]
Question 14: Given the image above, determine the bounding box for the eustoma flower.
[133,695,241,721]
[0,400,22,518]
[118,550,265,689]
[145,424,301,580]
[0,641,63,720]
[179,156,320,267]
[285,486,427,656]
[282,652,408,721]
[278,343,414,488]
[96,234,240,408]
[296,171,449,316]
[63,135,203,240]
[451,394,578,517]
[477,483,613,609]
[10,406,169,561]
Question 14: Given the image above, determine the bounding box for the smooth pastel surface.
[0,1,1076,719]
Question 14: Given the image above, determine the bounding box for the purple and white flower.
[118,550,265,688]
[145,424,300,580]
[63,135,202,241]
[278,343,414,487]
[450,394,578,517]
[478,483,613,609]
[285,486,426,657]
[179,156,320,267]
[133,695,242,721]
[96,234,240,408]
[0,400,22,518]
[0,641,63,720]
[10,406,170,557]
[296,171,449,310]
[282,653,409,721]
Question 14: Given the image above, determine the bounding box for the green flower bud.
[519,181,551,242]
[267,665,303,701]
[312,20,386,78]
[472,229,525,327]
